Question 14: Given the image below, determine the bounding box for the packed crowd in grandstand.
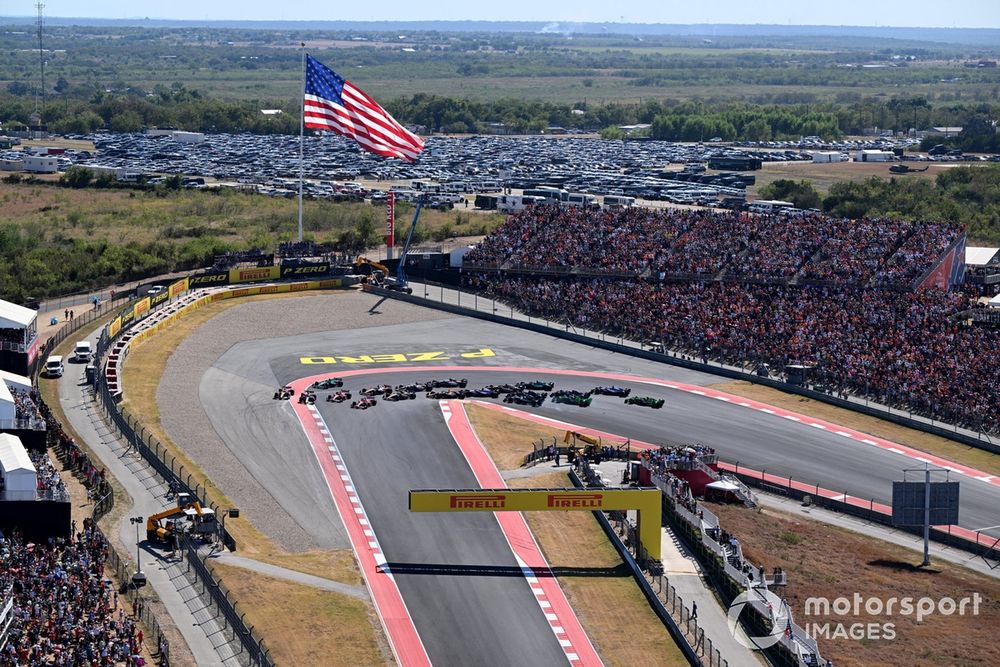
[0,328,26,345]
[463,205,964,287]
[28,448,68,501]
[0,524,144,667]
[9,386,42,423]
[464,205,997,433]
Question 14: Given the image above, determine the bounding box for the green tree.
[759,179,821,209]
[59,166,93,189]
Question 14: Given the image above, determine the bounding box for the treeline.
[761,166,1000,244]
[3,81,995,142]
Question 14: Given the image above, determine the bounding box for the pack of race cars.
[273,376,664,411]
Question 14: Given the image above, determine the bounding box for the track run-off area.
[182,295,1000,665]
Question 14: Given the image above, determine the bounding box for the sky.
[6,0,1000,28]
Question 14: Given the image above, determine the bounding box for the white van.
[45,355,64,378]
[603,195,636,210]
[564,193,598,209]
[73,341,92,363]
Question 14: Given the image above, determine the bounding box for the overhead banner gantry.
[409,487,662,559]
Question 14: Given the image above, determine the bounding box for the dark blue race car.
[594,385,631,397]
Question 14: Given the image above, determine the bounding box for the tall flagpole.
[297,44,306,243]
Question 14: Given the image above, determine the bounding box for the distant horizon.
[2,0,999,30]
[3,17,1000,31]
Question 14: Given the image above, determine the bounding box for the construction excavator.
[146,501,218,543]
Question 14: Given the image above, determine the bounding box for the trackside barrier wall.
[367,284,1000,454]
[94,276,355,667]
[567,466,719,667]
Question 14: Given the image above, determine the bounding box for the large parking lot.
[39,131,951,206]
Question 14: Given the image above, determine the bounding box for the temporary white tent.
[0,382,14,422]
[0,433,36,501]
[0,369,32,393]
[0,299,36,330]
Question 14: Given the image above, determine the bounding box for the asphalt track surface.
[197,308,1000,664]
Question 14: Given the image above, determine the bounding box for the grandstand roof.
[0,369,31,392]
[0,433,33,474]
[966,247,1000,267]
[0,299,36,329]
[0,381,12,422]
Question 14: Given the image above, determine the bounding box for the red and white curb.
[441,400,603,666]
[291,388,430,667]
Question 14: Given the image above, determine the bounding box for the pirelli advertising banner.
[188,272,230,288]
[132,297,151,321]
[150,291,169,308]
[230,265,280,284]
[168,277,188,298]
[108,317,122,339]
[280,263,330,279]
[409,488,662,559]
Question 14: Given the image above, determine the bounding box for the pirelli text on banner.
[229,265,280,284]
[132,297,151,320]
[188,272,230,287]
[168,278,189,297]
[108,317,122,339]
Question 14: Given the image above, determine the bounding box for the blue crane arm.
[395,198,424,289]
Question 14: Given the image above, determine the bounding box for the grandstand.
[463,205,966,290]
[463,205,997,433]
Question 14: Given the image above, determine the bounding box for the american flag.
[303,55,424,162]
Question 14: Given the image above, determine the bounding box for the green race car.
[550,390,592,407]
[624,395,665,409]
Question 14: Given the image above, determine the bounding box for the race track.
[183,295,1000,664]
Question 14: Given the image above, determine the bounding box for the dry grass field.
[749,159,964,196]
[713,502,1000,667]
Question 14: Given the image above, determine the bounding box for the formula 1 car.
[385,389,417,401]
[273,386,294,400]
[516,380,555,392]
[350,397,378,409]
[593,385,631,397]
[297,390,317,405]
[503,390,547,407]
[361,384,392,397]
[426,388,467,400]
[427,378,468,389]
[464,386,501,398]
[485,384,518,394]
[310,377,344,390]
[624,395,665,409]
[550,390,592,407]
[398,381,430,393]
[327,390,352,403]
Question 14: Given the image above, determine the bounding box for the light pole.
[129,516,146,588]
